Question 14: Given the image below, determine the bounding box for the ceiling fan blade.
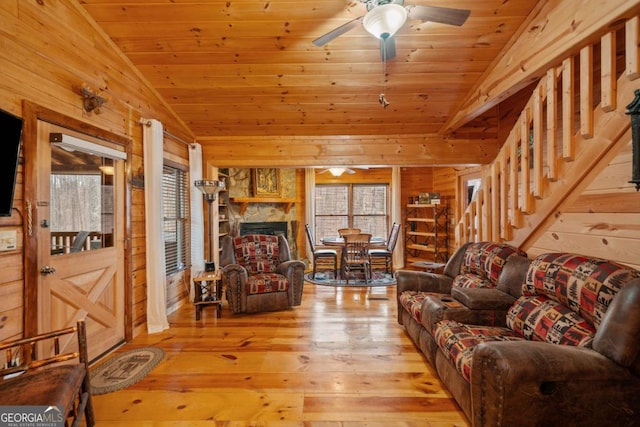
[380,36,396,62]
[406,5,470,26]
[312,17,364,47]
[344,168,356,174]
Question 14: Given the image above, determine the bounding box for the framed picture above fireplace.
[252,168,280,197]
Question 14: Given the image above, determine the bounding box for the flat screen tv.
[0,108,23,217]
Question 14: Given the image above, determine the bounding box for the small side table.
[193,269,223,320]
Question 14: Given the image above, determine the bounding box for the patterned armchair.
[220,234,305,314]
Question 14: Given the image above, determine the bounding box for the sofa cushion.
[233,235,280,275]
[452,273,497,289]
[506,295,595,346]
[460,242,526,284]
[454,242,526,289]
[247,273,289,294]
[399,291,429,323]
[522,253,640,330]
[434,320,522,382]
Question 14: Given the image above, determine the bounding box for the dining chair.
[0,319,95,427]
[338,227,361,237]
[342,233,372,284]
[305,224,338,278]
[369,222,401,274]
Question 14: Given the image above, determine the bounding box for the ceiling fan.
[313,0,471,62]
[317,167,368,176]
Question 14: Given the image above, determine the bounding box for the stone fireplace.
[240,221,288,237]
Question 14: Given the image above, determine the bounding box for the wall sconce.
[194,180,226,266]
[80,83,109,114]
[626,89,640,191]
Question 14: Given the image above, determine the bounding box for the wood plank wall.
[0,0,192,341]
[527,139,640,270]
[1,0,638,346]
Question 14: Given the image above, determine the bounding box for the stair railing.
[457,16,640,247]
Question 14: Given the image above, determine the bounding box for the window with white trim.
[314,184,389,241]
[162,163,190,275]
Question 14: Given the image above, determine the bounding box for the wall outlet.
[0,230,17,251]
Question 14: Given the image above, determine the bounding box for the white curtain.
[189,143,204,302]
[304,168,316,256]
[391,167,404,269]
[142,119,170,334]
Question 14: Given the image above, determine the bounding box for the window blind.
[162,164,190,275]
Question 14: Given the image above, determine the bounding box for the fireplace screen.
[240,221,288,237]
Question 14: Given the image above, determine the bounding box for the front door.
[35,121,126,360]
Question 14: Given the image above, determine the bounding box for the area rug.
[305,271,396,287]
[90,347,164,395]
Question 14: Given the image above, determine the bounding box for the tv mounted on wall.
[0,108,23,217]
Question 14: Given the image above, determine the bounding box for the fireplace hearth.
[240,221,288,237]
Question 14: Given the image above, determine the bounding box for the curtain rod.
[139,118,195,147]
[163,129,194,147]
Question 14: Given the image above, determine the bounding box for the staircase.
[456,15,640,251]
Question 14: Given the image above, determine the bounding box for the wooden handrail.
[456,16,639,248]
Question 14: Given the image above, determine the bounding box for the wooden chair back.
[343,233,371,265]
[338,228,361,237]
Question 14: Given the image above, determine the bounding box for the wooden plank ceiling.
[79,0,538,147]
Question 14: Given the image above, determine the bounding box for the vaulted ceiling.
[80,0,538,144]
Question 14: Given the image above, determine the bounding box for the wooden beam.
[200,135,500,167]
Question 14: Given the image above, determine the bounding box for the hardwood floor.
[93,283,469,426]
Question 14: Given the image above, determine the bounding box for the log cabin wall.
[0,0,192,341]
[526,138,640,270]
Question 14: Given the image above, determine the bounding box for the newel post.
[626,89,640,191]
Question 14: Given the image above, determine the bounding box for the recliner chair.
[221,234,305,314]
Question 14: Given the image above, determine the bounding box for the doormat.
[90,347,164,395]
[304,271,396,287]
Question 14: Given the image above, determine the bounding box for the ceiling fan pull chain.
[379,40,390,108]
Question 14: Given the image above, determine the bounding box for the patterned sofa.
[398,249,640,426]
[397,242,529,366]
[221,234,305,314]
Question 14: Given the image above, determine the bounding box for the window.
[162,164,189,275]
[315,184,389,241]
[49,145,117,255]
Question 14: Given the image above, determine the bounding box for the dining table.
[320,236,386,246]
[320,236,386,279]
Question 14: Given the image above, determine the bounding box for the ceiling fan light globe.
[328,167,346,176]
[363,4,408,39]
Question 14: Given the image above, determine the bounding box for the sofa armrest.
[395,270,454,294]
[471,340,640,426]
[277,260,306,306]
[451,287,516,310]
[222,264,249,313]
[396,270,454,324]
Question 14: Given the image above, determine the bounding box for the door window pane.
[50,146,115,255]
